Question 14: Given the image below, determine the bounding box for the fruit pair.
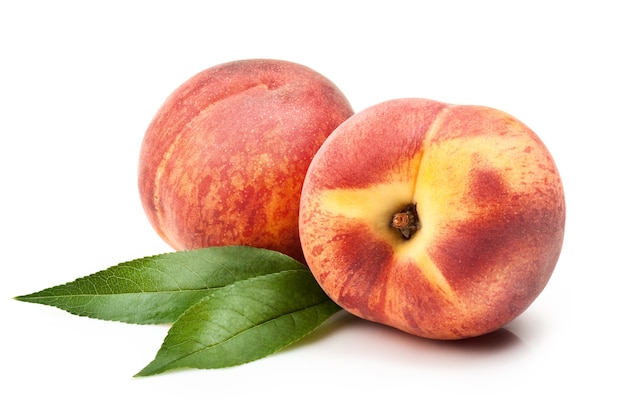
[138,59,565,340]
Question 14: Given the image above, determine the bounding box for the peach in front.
[299,98,565,339]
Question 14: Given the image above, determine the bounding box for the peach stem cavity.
[390,203,420,239]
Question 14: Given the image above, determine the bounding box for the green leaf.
[136,270,342,376]
[15,246,307,324]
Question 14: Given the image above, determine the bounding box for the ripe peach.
[138,59,353,262]
[299,98,566,339]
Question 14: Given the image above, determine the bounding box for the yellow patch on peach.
[318,183,413,235]
[315,185,458,302]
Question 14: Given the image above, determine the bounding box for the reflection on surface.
[433,327,523,352]
[290,309,530,369]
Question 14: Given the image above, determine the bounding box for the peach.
[299,98,566,339]
[138,59,353,262]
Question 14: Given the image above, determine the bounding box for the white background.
[1,1,624,416]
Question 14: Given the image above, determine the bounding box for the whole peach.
[139,59,353,262]
[299,98,565,339]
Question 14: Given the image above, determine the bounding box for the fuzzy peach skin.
[138,59,353,262]
[299,98,565,339]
